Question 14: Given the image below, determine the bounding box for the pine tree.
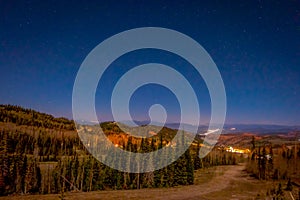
[194,141,202,170]
[93,161,104,190]
[251,136,256,152]
[21,155,28,194]
[185,148,194,185]
[73,155,80,190]
[267,146,274,180]
[286,178,293,191]
[261,146,266,180]
[0,131,8,195]
[36,165,42,193]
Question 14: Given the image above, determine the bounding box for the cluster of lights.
[225,146,250,154]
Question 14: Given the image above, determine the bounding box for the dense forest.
[0,104,239,196]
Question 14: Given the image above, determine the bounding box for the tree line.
[0,128,195,195]
[246,136,300,199]
[0,105,239,196]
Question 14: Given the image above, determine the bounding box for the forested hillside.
[0,105,238,196]
[0,105,75,130]
[245,136,300,199]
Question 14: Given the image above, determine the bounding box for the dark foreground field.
[0,164,283,200]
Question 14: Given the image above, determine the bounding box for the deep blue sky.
[1,0,299,125]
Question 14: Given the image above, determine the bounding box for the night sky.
[1,1,299,125]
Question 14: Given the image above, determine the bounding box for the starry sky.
[1,0,300,125]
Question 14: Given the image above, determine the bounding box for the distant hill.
[1,104,299,135]
[222,124,300,134]
[119,120,300,135]
[0,104,75,130]
[118,121,300,134]
[164,123,300,135]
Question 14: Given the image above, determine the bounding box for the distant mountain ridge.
[105,120,300,134]
[1,104,299,134]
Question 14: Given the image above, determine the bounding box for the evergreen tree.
[194,141,202,170]
[185,148,194,185]
[286,178,293,191]
[0,131,9,195]
[21,155,28,194]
